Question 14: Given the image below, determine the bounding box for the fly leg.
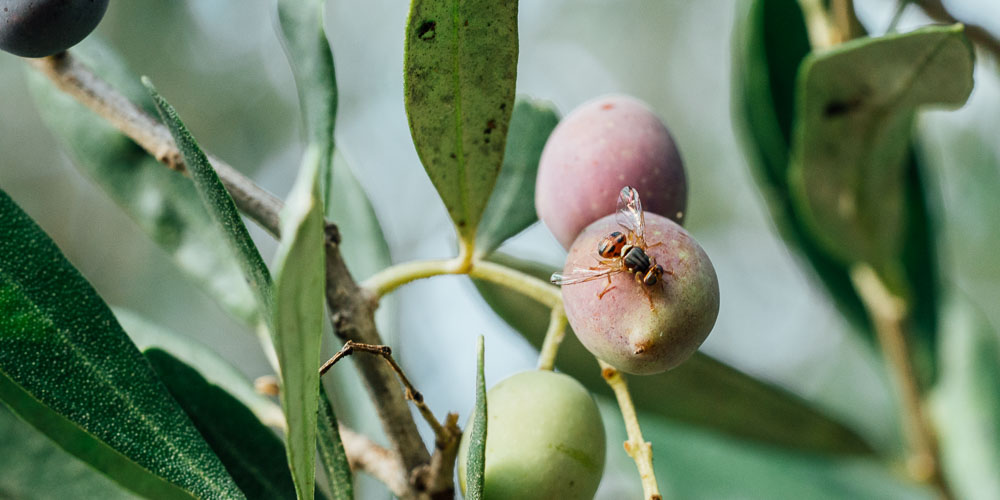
[598,273,616,299]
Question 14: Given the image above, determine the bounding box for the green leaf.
[930,294,1000,500]
[271,147,327,500]
[616,404,932,499]
[465,335,487,500]
[25,39,258,323]
[144,349,296,500]
[404,0,519,245]
[0,189,242,499]
[474,97,559,257]
[114,308,284,429]
[144,78,274,318]
[275,0,338,212]
[317,387,353,500]
[0,405,136,499]
[731,0,872,345]
[473,253,873,455]
[328,151,393,281]
[788,24,974,267]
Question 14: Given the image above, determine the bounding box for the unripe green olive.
[535,94,687,249]
[561,212,719,375]
[0,0,109,58]
[457,370,605,499]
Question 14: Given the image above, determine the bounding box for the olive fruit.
[0,0,110,58]
[535,94,687,249]
[561,212,719,375]
[457,370,605,499]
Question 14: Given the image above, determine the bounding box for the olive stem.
[467,260,562,308]
[850,265,951,499]
[599,360,662,500]
[361,258,467,299]
[798,0,837,49]
[536,304,567,371]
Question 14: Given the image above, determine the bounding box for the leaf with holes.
[788,24,973,268]
[475,97,559,257]
[0,189,242,499]
[404,0,518,247]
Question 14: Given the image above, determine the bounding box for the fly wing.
[551,266,617,285]
[615,186,646,242]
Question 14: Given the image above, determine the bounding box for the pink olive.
[536,94,687,249]
[561,212,719,375]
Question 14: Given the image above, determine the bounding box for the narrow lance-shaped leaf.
[404,0,519,246]
[26,39,258,323]
[144,77,274,317]
[475,97,559,257]
[930,294,1000,500]
[114,308,285,429]
[0,405,135,499]
[145,349,297,500]
[473,253,874,455]
[271,147,327,500]
[466,335,487,499]
[317,387,353,500]
[731,0,872,345]
[788,24,974,269]
[0,189,243,499]
[275,0,337,210]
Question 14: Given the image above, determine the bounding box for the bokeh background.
[1,1,998,498]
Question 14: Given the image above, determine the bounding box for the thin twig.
[886,0,913,33]
[339,425,412,499]
[320,340,446,440]
[27,52,284,238]
[917,0,1000,61]
[27,50,431,478]
[600,360,662,500]
[411,413,462,500]
[536,304,567,371]
[850,265,952,499]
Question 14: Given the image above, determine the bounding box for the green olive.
[457,370,605,499]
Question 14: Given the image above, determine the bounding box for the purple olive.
[561,212,719,375]
[536,94,687,249]
[0,0,109,58]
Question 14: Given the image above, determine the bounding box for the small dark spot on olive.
[416,20,436,41]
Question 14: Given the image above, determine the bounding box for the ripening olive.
[0,0,110,58]
[536,94,687,249]
[561,212,719,375]
[457,370,606,500]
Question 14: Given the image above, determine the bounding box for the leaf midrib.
[0,270,228,499]
[449,0,469,231]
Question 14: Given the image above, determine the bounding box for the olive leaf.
[145,349,297,500]
[145,78,274,317]
[465,335,487,499]
[0,189,242,499]
[26,39,258,324]
[474,97,560,257]
[270,147,328,500]
[930,294,1000,500]
[788,24,974,268]
[404,0,518,246]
